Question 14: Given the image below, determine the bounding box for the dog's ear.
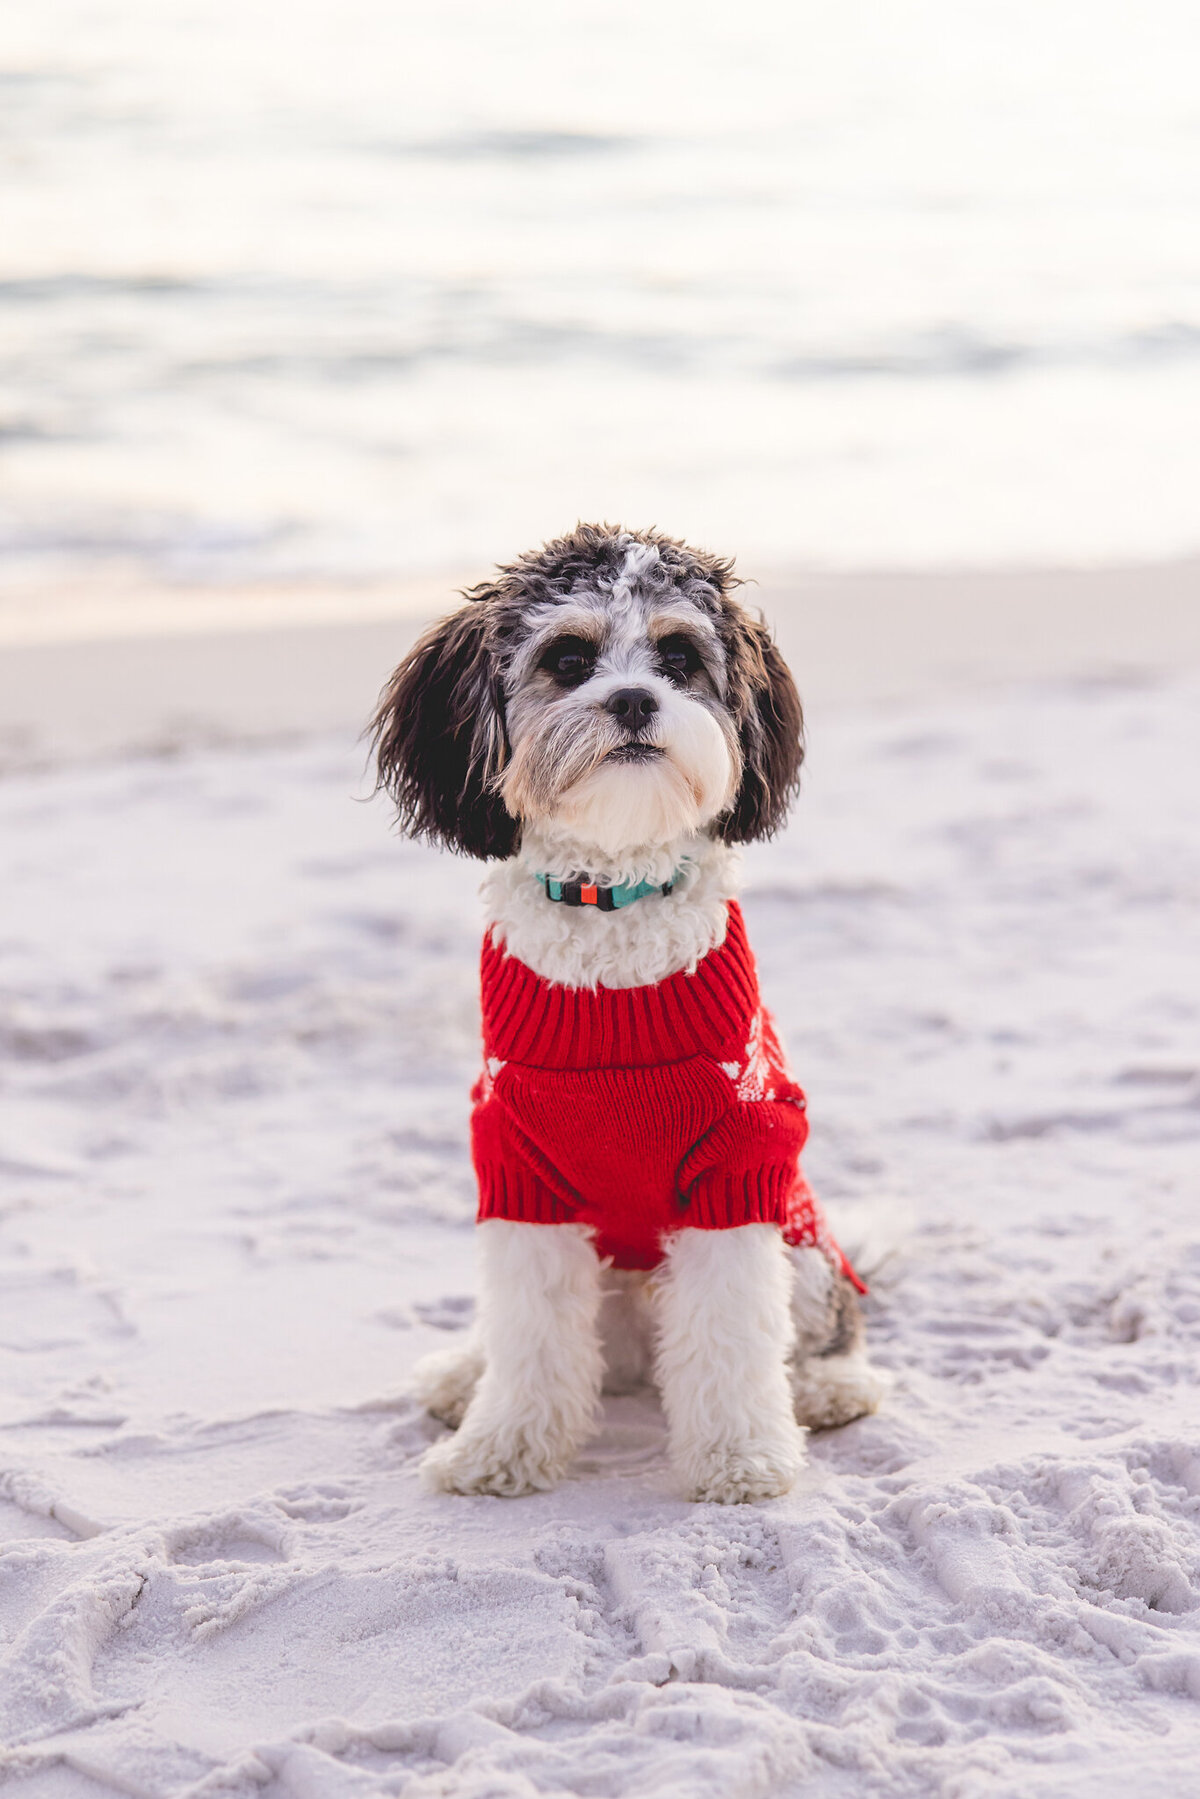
[713,602,804,843]
[369,599,518,859]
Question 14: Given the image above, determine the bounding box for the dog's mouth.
[605,742,665,765]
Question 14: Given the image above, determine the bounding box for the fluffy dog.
[372,524,887,1503]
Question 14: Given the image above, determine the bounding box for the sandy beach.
[0,564,1197,1793]
[4,0,1199,1785]
[1,559,1198,766]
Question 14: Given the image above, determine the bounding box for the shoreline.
[1,559,1197,766]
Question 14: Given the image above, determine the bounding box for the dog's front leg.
[419,1221,603,1497]
[655,1224,807,1504]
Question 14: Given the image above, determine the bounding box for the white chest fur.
[481,833,740,991]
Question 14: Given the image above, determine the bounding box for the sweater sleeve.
[675,1095,866,1290]
[676,1093,809,1229]
[471,1076,581,1227]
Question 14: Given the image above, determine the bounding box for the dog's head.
[370,525,803,859]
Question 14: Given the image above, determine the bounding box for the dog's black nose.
[604,687,659,728]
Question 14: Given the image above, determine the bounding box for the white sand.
[1,561,1197,766]
[0,580,1198,1794]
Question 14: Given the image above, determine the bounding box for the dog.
[371,524,888,1503]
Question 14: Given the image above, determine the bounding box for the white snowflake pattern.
[478,1056,506,1101]
[722,1008,777,1102]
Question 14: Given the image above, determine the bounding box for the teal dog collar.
[535,871,683,911]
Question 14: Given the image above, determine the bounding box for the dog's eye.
[656,634,701,685]
[540,635,596,686]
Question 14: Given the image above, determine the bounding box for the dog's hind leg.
[411,1328,485,1427]
[788,1246,891,1430]
[654,1224,807,1504]
[419,1221,604,1497]
[599,1268,655,1394]
[413,1268,645,1421]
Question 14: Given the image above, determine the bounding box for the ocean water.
[2,0,1199,592]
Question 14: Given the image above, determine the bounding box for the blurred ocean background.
[2,0,1199,597]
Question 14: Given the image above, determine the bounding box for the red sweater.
[471,901,864,1289]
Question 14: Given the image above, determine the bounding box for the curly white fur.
[654,1226,808,1503]
[420,1222,604,1497]
[411,1328,486,1428]
[483,832,738,990]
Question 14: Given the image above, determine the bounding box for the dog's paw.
[418,1426,566,1498]
[411,1339,485,1428]
[680,1431,807,1505]
[790,1350,892,1431]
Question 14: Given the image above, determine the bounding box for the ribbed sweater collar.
[481,901,758,1069]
